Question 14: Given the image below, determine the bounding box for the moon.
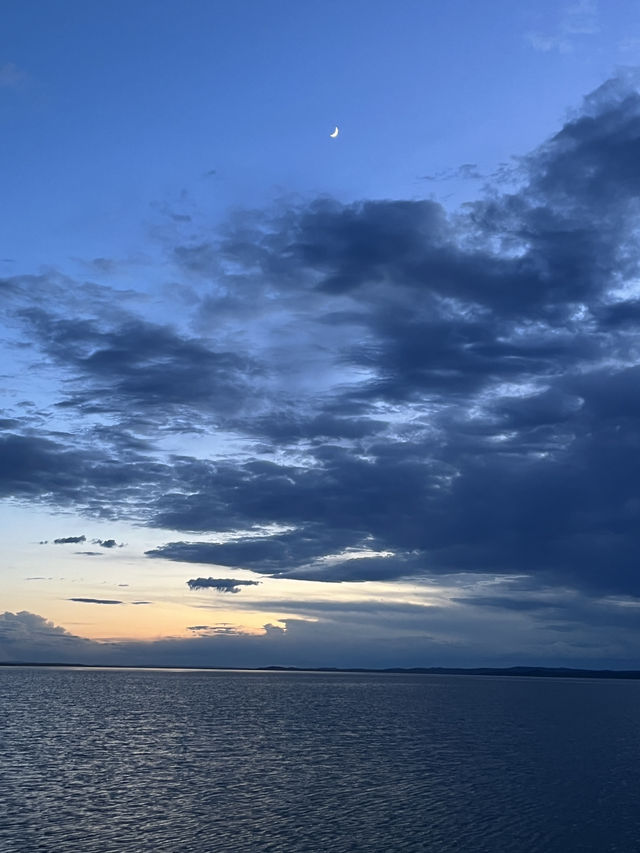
[330,126,339,138]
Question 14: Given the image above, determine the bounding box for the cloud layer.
[3,76,640,663]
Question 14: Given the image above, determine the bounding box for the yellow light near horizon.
[50,599,273,643]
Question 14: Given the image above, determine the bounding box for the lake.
[1,667,639,852]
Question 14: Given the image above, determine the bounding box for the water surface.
[1,668,639,852]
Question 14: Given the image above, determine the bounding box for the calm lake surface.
[1,668,640,852]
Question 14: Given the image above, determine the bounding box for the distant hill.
[2,662,640,679]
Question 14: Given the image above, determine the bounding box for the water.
[1,668,640,852]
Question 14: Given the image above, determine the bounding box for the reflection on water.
[1,668,640,852]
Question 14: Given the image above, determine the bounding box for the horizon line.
[2,663,640,679]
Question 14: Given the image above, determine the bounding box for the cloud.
[0,431,172,519]
[0,611,98,664]
[5,74,640,620]
[149,534,418,583]
[4,603,640,669]
[618,37,640,54]
[420,163,484,182]
[54,535,86,544]
[18,310,257,421]
[92,538,124,548]
[186,577,261,594]
[564,0,599,35]
[0,63,27,88]
[74,551,102,556]
[187,623,246,635]
[526,33,572,53]
[526,0,599,52]
[88,257,118,274]
[68,598,123,605]
[148,527,363,575]
[450,595,559,612]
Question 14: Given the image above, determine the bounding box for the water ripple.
[1,669,640,852]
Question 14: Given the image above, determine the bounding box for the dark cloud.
[74,551,102,556]
[54,535,86,544]
[148,524,364,574]
[131,600,152,605]
[0,432,171,519]
[92,538,124,548]
[149,533,419,583]
[0,612,98,664]
[19,310,256,420]
[68,598,122,605]
[450,596,559,612]
[186,577,261,594]
[150,78,640,598]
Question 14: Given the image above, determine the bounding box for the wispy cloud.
[420,163,484,182]
[0,62,27,89]
[564,0,599,34]
[68,598,123,605]
[527,0,599,52]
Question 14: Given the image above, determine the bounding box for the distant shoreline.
[1,663,640,679]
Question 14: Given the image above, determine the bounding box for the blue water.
[1,668,640,852]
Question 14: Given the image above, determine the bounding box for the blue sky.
[3,1,640,668]
[3,0,634,266]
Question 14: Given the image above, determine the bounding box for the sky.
[3,0,640,668]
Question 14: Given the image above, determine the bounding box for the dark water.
[1,668,640,852]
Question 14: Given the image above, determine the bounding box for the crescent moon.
[330,126,339,138]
